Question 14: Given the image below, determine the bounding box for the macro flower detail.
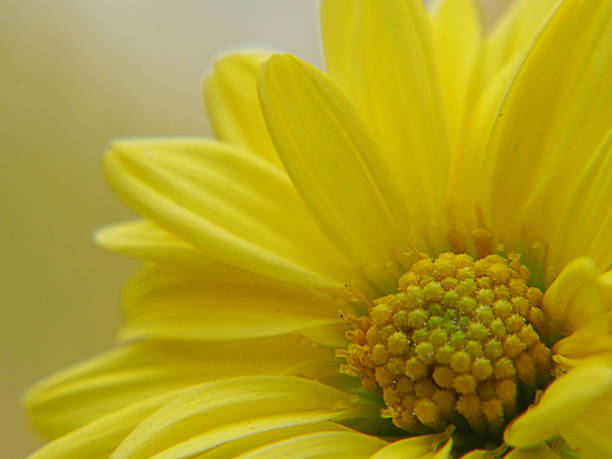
[25,1,611,458]
[342,253,552,437]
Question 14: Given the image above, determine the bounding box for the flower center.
[342,253,552,437]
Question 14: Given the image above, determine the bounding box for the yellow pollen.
[343,253,552,436]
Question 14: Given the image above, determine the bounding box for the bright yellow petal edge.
[24,1,611,458]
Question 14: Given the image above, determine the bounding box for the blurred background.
[1,1,509,456]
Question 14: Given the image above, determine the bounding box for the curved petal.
[299,322,348,348]
[119,264,344,342]
[458,451,487,459]
[236,430,386,459]
[24,336,336,439]
[446,53,522,241]
[321,0,449,244]
[193,422,352,459]
[602,270,612,309]
[552,269,612,362]
[449,1,559,235]
[110,376,357,459]
[542,257,605,341]
[103,138,355,289]
[28,390,184,459]
[478,1,612,267]
[553,310,612,364]
[504,444,560,459]
[370,433,451,459]
[547,132,612,274]
[478,0,560,88]
[504,364,612,448]
[204,51,281,166]
[559,383,612,458]
[432,0,482,154]
[258,53,403,268]
[95,220,209,266]
[430,439,453,459]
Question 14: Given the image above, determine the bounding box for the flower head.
[25,0,612,458]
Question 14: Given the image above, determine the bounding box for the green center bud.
[342,253,552,436]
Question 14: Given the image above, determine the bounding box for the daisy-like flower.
[25,0,611,457]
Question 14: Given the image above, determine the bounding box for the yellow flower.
[25,0,612,458]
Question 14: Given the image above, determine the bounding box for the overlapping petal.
[95,220,208,267]
[558,382,612,458]
[552,267,612,366]
[193,422,352,459]
[552,311,612,364]
[24,336,337,439]
[542,257,606,341]
[478,0,611,277]
[204,52,280,166]
[258,53,403,270]
[28,391,185,459]
[103,138,355,289]
[547,132,612,273]
[447,0,560,236]
[504,444,560,459]
[321,0,449,248]
[110,376,358,459]
[119,263,344,342]
[504,364,612,447]
[235,431,386,459]
[477,0,560,89]
[370,433,451,459]
[431,0,482,155]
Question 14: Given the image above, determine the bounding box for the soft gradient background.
[1,1,510,456]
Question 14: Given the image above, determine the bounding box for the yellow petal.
[559,378,612,458]
[504,444,560,459]
[542,257,605,341]
[447,53,522,238]
[119,264,343,342]
[552,270,612,361]
[203,51,280,166]
[479,1,611,261]
[28,390,184,459]
[283,358,360,400]
[370,433,451,459]
[24,336,335,439]
[103,138,355,289]
[458,442,509,458]
[479,0,559,87]
[429,439,453,459]
[299,322,348,348]
[458,451,487,459]
[110,376,357,459]
[552,313,612,363]
[95,220,208,266]
[258,53,402,267]
[449,0,559,235]
[195,422,353,459]
[601,270,612,308]
[552,288,612,367]
[236,431,386,459]
[432,0,482,155]
[320,0,449,246]
[548,132,612,274]
[504,364,612,447]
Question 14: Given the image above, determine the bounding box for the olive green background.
[1,1,509,457]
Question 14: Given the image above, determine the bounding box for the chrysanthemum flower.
[25,0,611,457]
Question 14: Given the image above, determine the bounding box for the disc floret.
[342,253,552,436]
